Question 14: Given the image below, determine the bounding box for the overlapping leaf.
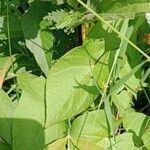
[71,110,111,142]
[0,90,14,145]
[13,73,67,149]
[22,0,53,76]
[98,133,139,150]
[46,40,107,127]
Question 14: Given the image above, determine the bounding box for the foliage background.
[0,0,150,149]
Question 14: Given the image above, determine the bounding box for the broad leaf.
[45,138,106,150]
[88,21,120,51]
[45,121,67,145]
[112,90,132,116]
[98,133,138,150]
[44,138,66,150]
[14,73,67,149]
[71,138,107,150]
[22,0,53,76]
[13,73,46,150]
[0,90,14,145]
[142,128,150,149]
[122,112,149,136]
[71,110,111,142]
[46,40,104,127]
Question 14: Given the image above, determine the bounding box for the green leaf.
[0,142,10,150]
[45,121,67,145]
[109,19,133,78]
[0,17,7,40]
[88,21,120,51]
[21,1,53,76]
[67,0,78,8]
[110,61,146,94]
[101,0,150,15]
[40,20,54,68]
[71,110,111,142]
[142,128,150,149]
[71,138,107,150]
[44,138,66,150]
[45,138,106,150]
[112,90,132,116]
[0,89,14,145]
[46,40,104,127]
[98,133,138,150]
[14,73,67,148]
[0,12,23,40]
[118,61,141,93]
[122,111,149,136]
[44,9,82,33]
[13,73,46,150]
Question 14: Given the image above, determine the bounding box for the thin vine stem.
[77,0,150,62]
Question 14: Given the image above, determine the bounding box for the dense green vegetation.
[0,0,150,149]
